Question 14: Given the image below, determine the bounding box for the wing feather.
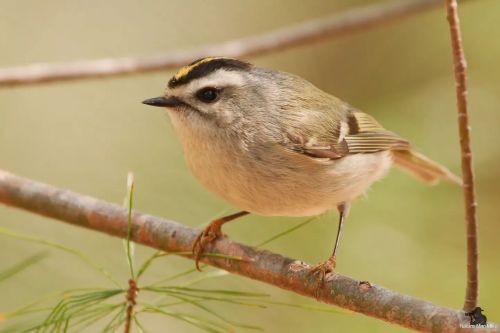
[344,111,409,153]
[283,108,409,159]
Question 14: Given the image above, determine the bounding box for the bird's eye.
[196,87,220,103]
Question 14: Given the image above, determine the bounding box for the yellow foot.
[192,223,226,271]
[309,256,336,298]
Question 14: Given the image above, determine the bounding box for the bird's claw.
[308,256,336,298]
[192,224,225,271]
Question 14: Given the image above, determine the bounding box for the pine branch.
[0,169,496,332]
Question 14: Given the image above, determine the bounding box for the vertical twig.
[124,279,139,333]
[124,172,138,332]
[445,0,478,312]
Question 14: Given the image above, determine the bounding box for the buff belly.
[171,114,393,217]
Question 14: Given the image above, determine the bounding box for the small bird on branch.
[143,57,460,282]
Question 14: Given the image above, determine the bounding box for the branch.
[445,0,478,312]
[0,0,455,87]
[0,169,496,332]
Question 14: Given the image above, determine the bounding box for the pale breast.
[169,112,393,217]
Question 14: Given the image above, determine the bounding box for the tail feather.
[392,149,462,186]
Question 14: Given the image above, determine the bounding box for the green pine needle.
[100,303,127,333]
[124,172,136,279]
[257,217,317,247]
[22,289,124,332]
[0,251,48,282]
[136,251,170,280]
[0,227,119,287]
[166,293,263,331]
[140,303,230,333]
[133,316,148,333]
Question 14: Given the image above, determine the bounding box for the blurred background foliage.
[0,0,499,331]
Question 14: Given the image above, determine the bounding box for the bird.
[142,56,460,279]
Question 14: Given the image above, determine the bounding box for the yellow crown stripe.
[173,57,230,81]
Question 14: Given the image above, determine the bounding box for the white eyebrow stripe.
[169,69,245,95]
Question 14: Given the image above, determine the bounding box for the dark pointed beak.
[142,96,184,108]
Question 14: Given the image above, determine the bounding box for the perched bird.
[143,57,459,277]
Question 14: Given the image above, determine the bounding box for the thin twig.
[0,169,495,332]
[445,0,478,312]
[123,173,138,333]
[124,279,139,333]
[0,0,458,87]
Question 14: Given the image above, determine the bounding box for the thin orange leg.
[192,211,249,271]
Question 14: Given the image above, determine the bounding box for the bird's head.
[143,57,273,130]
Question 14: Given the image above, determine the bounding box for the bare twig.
[0,0,456,87]
[123,173,138,333]
[445,0,478,312]
[1,170,496,332]
[124,279,139,333]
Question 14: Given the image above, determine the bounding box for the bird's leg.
[310,203,351,288]
[192,211,249,271]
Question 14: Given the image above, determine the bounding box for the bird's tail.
[392,149,461,185]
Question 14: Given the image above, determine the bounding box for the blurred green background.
[1,0,499,331]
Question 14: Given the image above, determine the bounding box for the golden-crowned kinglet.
[143,57,460,276]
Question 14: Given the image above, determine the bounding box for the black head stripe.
[168,57,251,88]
